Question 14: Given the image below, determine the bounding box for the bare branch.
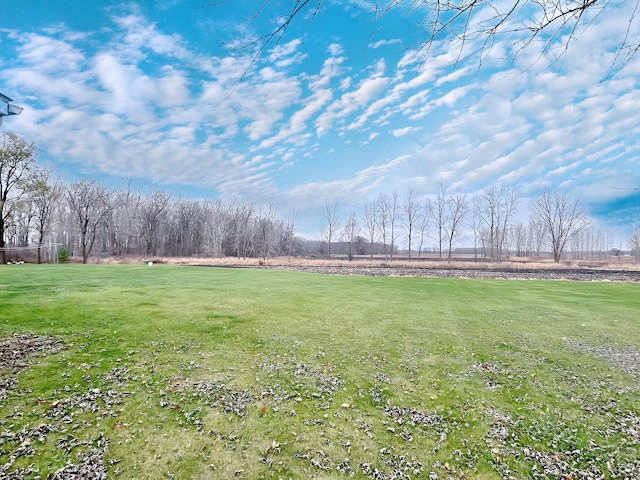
[204,0,638,75]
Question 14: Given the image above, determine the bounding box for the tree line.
[321,182,635,264]
[2,131,639,264]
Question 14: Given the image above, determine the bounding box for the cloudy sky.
[1,0,639,238]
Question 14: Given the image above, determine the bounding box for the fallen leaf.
[265,439,280,454]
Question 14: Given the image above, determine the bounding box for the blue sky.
[1,1,639,238]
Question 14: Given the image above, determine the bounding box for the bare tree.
[512,223,528,258]
[66,179,111,264]
[98,186,121,256]
[530,189,590,263]
[257,201,277,260]
[204,199,231,258]
[231,198,255,260]
[388,191,399,261]
[0,132,37,264]
[287,209,297,261]
[111,181,142,256]
[577,225,605,260]
[402,190,422,260]
[479,187,498,259]
[363,201,377,260]
[478,184,520,260]
[417,202,430,258]
[430,180,448,259]
[590,227,602,260]
[603,227,620,258]
[444,187,468,262]
[26,166,60,263]
[320,197,339,258]
[343,212,360,261]
[528,219,547,257]
[167,199,206,257]
[375,193,391,260]
[137,188,173,256]
[4,195,33,250]
[468,195,483,261]
[628,226,640,262]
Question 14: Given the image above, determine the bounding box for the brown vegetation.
[93,255,640,281]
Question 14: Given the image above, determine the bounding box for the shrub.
[58,248,70,264]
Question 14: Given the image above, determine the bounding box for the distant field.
[1,264,639,479]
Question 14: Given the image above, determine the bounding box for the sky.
[1,0,639,240]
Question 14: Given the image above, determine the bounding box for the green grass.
[1,264,639,479]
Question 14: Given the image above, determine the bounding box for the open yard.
[1,264,639,479]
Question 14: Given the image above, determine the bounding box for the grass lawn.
[1,264,639,479]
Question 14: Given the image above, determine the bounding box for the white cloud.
[113,12,193,61]
[241,71,302,140]
[391,126,420,137]
[311,50,346,89]
[288,154,409,203]
[328,43,343,56]
[2,0,639,229]
[15,33,86,73]
[268,39,307,68]
[315,60,390,135]
[255,89,332,150]
[370,38,401,49]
